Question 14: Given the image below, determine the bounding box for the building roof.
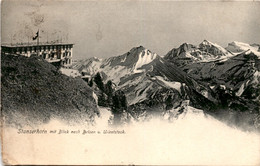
[1,42,74,48]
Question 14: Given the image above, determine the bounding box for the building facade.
[1,43,74,66]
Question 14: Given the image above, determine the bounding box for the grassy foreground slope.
[1,54,99,128]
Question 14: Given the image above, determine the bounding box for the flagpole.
[37,29,39,56]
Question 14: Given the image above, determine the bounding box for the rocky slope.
[1,54,99,128]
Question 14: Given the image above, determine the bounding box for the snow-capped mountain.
[71,57,102,75]
[199,40,233,58]
[72,41,260,131]
[226,41,260,57]
[73,45,218,116]
[73,46,159,83]
[103,46,158,73]
[172,42,260,126]
[164,40,233,67]
[99,46,158,83]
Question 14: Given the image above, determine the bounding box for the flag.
[32,30,39,40]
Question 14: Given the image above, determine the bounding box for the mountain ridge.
[72,40,260,131]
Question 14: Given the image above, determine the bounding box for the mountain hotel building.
[1,43,74,67]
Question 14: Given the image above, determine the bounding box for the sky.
[1,0,260,59]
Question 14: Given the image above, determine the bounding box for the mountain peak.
[180,42,191,47]
[90,56,102,61]
[181,42,189,45]
[129,45,147,53]
[134,45,146,50]
[138,45,145,49]
[200,39,215,46]
[179,42,196,51]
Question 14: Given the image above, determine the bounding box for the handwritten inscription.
[17,129,126,135]
[17,129,48,134]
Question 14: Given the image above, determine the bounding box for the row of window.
[6,45,72,53]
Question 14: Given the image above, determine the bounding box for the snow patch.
[254,71,260,78]
[236,83,245,97]
[201,90,209,98]
[134,49,157,73]
[155,76,182,93]
[121,55,127,63]
[220,85,226,90]
[210,85,215,89]
[60,68,81,78]
[227,41,260,58]
[92,92,98,104]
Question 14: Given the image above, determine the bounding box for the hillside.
[1,54,99,128]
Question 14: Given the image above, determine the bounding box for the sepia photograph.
[1,0,260,165]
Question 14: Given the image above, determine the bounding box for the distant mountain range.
[72,40,260,130]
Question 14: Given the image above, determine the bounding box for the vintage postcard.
[1,0,260,165]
